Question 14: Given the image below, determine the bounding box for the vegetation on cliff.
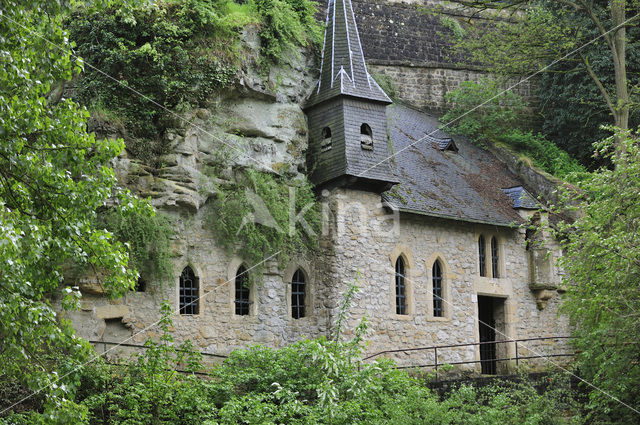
[207,168,321,276]
[67,0,322,164]
[440,79,585,179]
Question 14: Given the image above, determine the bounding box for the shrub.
[440,79,585,179]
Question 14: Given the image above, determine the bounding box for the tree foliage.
[536,23,640,168]
[2,302,582,424]
[442,0,639,164]
[554,128,640,423]
[0,0,160,420]
[440,79,585,179]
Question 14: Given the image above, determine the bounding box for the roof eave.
[394,206,524,228]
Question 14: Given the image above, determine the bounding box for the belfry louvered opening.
[360,123,373,150]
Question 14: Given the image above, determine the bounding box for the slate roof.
[382,104,534,227]
[305,0,392,109]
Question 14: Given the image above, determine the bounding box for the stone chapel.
[69,0,571,374]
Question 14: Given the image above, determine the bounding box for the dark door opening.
[478,296,498,374]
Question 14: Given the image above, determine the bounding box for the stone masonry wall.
[320,188,571,373]
[68,207,331,356]
[67,186,570,373]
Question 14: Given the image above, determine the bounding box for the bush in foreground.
[1,305,582,424]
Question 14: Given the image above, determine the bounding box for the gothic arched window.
[291,268,306,319]
[395,257,407,315]
[179,266,199,315]
[478,235,486,277]
[360,123,373,150]
[491,236,499,278]
[432,260,444,317]
[235,265,251,316]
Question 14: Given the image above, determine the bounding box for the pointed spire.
[305,0,391,108]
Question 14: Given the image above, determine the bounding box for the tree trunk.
[611,0,629,132]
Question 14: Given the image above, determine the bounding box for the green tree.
[0,0,150,420]
[554,128,640,423]
[535,28,640,168]
[443,0,639,149]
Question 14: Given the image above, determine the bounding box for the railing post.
[434,346,438,382]
[515,340,519,368]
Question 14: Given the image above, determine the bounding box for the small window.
[291,269,306,319]
[179,266,199,315]
[433,260,443,317]
[478,235,486,277]
[491,236,499,278]
[360,123,373,150]
[395,257,407,315]
[234,265,251,316]
[321,127,332,152]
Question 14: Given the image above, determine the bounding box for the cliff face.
[106,29,317,213]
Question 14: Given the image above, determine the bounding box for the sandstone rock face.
[111,28,316,213]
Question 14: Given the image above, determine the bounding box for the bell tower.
[304,0,398,192]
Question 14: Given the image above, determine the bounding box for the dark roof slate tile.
[382,104,532,227]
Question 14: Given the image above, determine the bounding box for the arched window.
[432,260,443,317]
[291,268,306,319]
[478,235,486,277]
[235,265,251,316]
[395,257,407,315]
[179,266,199,315]
[491,236,499,278]
[321,126,332,152]
[360,123,373,150]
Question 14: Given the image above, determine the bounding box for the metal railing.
[362,336,576,379]
[89,340,228,360]
[88,340,229,376]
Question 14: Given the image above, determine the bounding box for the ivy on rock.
[207,168,320,277]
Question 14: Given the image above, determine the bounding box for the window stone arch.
[491,236,500,278]
[228,256,256,316]
[284,261,313,320]
[234,265,251,316]
[478,234,487,277]
[178,265,200,315]
[476,233,503,279]
[389,245,414,317]
[425,253,452,321]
